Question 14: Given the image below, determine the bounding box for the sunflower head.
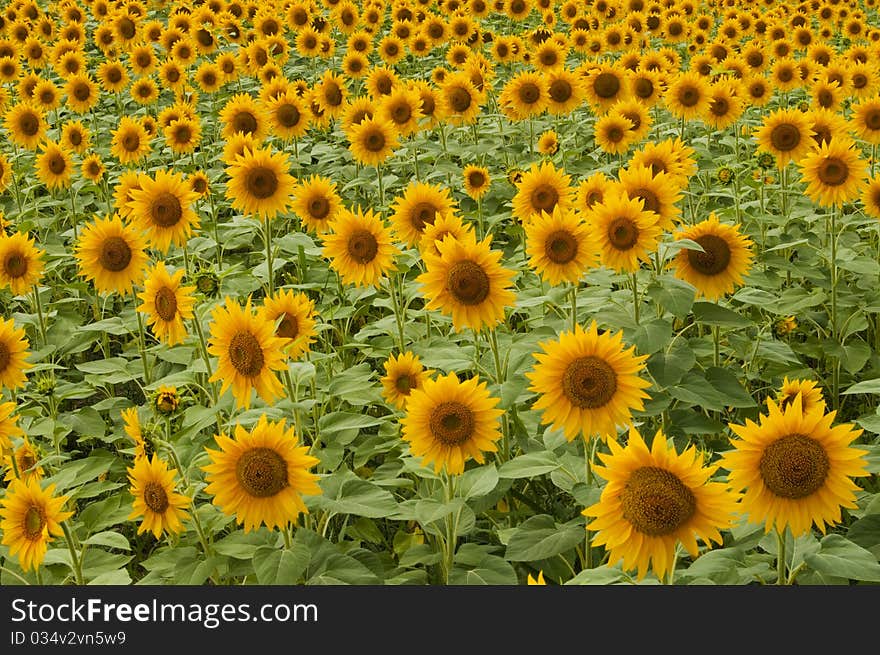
[0,477,73,572]
[381,351,435,410]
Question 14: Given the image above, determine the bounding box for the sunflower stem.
[570,282,578,332]
[631,272,640,324]
[476,197,484,241]
[263,215,274,296]
[712,324,720,367]
[584,437,596,569]
[830,206,840,410]
[69,187,78,241]
[134,307,153,386]
[376,163,385,209]
[442,472,458,585]
[411,136,421,182]
[775,528,787,585]
[60,521,84,585]
[282,525,292,549]
[32,284,48,346]
[389,273,406,352]
[191,308,218,407]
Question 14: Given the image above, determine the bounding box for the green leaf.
[83,532,131,552]
[87,570,132,585]
[458,464,499,499]
[317,412,385,445]
[692,301,753,328]
[253,544,310,585]
[630,317,672,354]
[565,566,630,585]
[647,339,695,388]
[645,275,695,318]
[704,367,757,408]
[309,471,399,518]
[803,534,880,582]
[450,555,517,585]
[505,515,585,562]
[842,378,880,395]
[498,452,560,479]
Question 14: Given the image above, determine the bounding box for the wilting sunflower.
[462,165,491,199]
[347,115,400,167]
[418,234,516,332]
[110,116,151,165]
[292,175,342,234]
[219,93,269,142]
[778,377,826,415]
[671,214,754,300]
[526,321,651,441]
[203,415,321,532]
[401,372,503,475]
[525,206,596,285]
[389,181,457,246]
[127,454,190,539]
[723,396,869,536]
[512,160,574,224]
[0,400,23,456]
[583,427,739,581]
[381,351,435,410]
[75,214,149,295]
[0,477,72,572]
[4,102,47,150]
[754,108,814,168]
[617,163,682,230]
[0,231,44,295]
[127,169,200,251]
[3,437,43,483]
[137,261,196,346]
[225,146,296,219]
[322,206,399,287]
[154,385,180,414]
[259,289,317,360]
[798,138,868,207]
[207,296,287,409]
[589,191,662,273]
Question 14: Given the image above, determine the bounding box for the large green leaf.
[803,534,880,582]
[505,515,584,562]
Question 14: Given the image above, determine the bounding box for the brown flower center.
[710,97,729,117]
[429,400,475,446]
[364,129,386,152]
[121,131,141,152]
[605,125,625,143]
[150,191,183,227]
[769,123,800,152]
[545,230,578,264]
[448,86,472,112]
[628,188,659,214]
[633,77,654,99]
[4,251,27,279]
[276,312,299,339]
[562,355,617,408]
[235,447,289,497]
[620,466,697,536]
[518,82,541,105]
[99,236,132,272]
[20,112,40,136]
[47,153,66,175]
[687,234,732,276]
[817,157,849,186]
[395,374,413,394]
[549,78,572,104]
[391,103,411,124]
[678,85,700,107]
[154,286,178,321]
[118,17,136,39]
[759,434,829,499]
[308,195,330,219]
[324,84,343,107]
[593,72,620,99]
[347,229,379,264]
[24,505,46,540]
[468,170,486,188]
[245,166,279,199]
[0,340,9,371]
[864,108,880,131]
[409,202,437,231]
[447,260,490,305]
[143,481,170,513]
[19,451,36,471]
[228,331,265,377]
[232,111,258,135]
[530,183,559,213]
[277,103,300,127]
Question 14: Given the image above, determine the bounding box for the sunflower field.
[0,0,879,589]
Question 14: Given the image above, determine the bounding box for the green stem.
[60,521,84,585]
[32,284,47,346]
[570,282,578,332]
[712,324,720,367]
[584,437,595,569]
[442,473,458,585]
[631,272,640,324]
[263,215,274,296]
[830,206,840,410]
[776,529,787,586]
[135,308,152,386]
[389,273,406,352]
[191,309,218,406]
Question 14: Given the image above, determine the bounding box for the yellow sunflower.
[617,163,682,231]
[584,426,740,581]
[671,214,754,300]
[322,206,399,288]
[0,400,24,458]
[259,289,317,360]
[381,351,435,410]
[0,477,72,572]
[137,261,196,346]
[4,102,47,150]
[545,67,585,115]
[588,191,661,273]
[462,165,491,199]
[778,377,826,415]
[3,437,43,484]
[438,71,485,125]
[594,112,635,155]
[417,234,517,332]
[500,70,549,121]
[665,71,711,121]
[127,454,190,539]
[0,231,44,295]
[154,385,180,414]
[419,213,475,257]
[861,174,880,219]
[265,91,309,140]
[347,115,400,167]
[401,372,503,475]
[389,181,457,247]
[526,321,651,441]
[219,92,269,142]
[722,396,869,536]
[163,117,201,154]
[122,407,149,461]
[35,140,73,190]
[575,172,611,214]
[798,138,868,207]
[754,108,815,169]
[207,296,287,409]
[225,145,296,219]
[291,174,342,234]
[376,86,423,137]
[75,214,149,295]
[110,116,152,165]
[203,415,321,532]
[525,206,596,285]
[127,169,200,251]
[60,120,90,153]
[0,316,31,391]
[512,160,574,224]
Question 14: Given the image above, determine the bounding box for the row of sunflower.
[0,0,877,586]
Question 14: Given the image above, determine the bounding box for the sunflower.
[33,79,60,111]
[438,71,484,125]
[609,99,652,144]
[322,206,399,287]
[203,415,321,532]
[127,169,200,251]
[137,261,196,346]
[221,132,259,165]
[798,138,868,207]
[500,70,549,121]
[0,400,23,456]
[376,86,423,137]
[225,146,296,219]
[850,97,880,145]
[0,231,44,295]
[861,175,880,219]
[526,321,650,441]
[122,407,149,461]
[583,427,739,581]
[525,206,596,285]
[265,91,309,140]
[671,214,753,300]
[219,93,269,142]
[754,108,814,169]
[381,351,435,410]
[4,102,46,150]
[537,130,559,155]
[417,234,516,332]
[154,385,180,414]
[594,112,635,155]
[259,289,317,360]
[60,120,90,153]
[0,316,30,393]
[512,160,573,224]
[110,116,151,165]
[617,164,682,231]
[463,164,491,199]
[97,60,129,93]
[588,190,661,274]
[723,396,869,536]
[347,115,400,167]
[401,372,503,475]
[419,213,475,257]
[0,153,11,193]
[314,69,348,119]
[127,454,189,539]
[545,67,584,115]
[75,214,149,295]
[34,141,72,191]
[207,296,287,409]
[778,377,826,415]
[0,477,72,572]
[806,108,850,148]
[389,181,457,247]
[163,117,201,154]
[3,437,43,483]
[664,71,711,121]
[583,63,627,112]
[702,83,744,131]
[291,174,341,234]
[575,172,611,214]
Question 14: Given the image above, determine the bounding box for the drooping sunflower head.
[127,454,190,539]
[127,169,201,251]
[225,145,296,219]
[0,231,44,296]
[389,181,457,247]
[381,351,435,410]
[259,288,318,360]
[0,477,73,572]
[75,214,149,296]
[512,160,574,224]
[321,205,399,288]
[525,206,597,285]
[798,137,868,207]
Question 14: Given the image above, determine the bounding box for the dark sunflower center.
[562,355,618,409]
[410,202,437,230]
[118,17,136,39]
[0,340,9,371]
[449,86,472,112]
[19,452,36,471]
[324,85,343,107]
[518,82,540,104]
[634,77,654,98]
[608,217,639,250]
[375,76,392,95]
[150,191,183,227]
[121,132,140,152]
[143,481,170,513]
[228,331,265,377]
[548,79,572,103]
[545,230,578,264]
[107,67,122,83]
[593,72,620,99]
[447,259,490,305]
[24,505,46,539]
[606,126,625,142]
[20,112,39,136]
[852,73,867,89]
[167,68,181,83]
[468,171,486,188]
[710,97,729,116]
[245,166,279,199]
[817,90,834,108]
[277,103,300,127]
[622,112,641,130]
[47,154,66,175]
[391,103,411,124]
[347,229,379,264]
[769,123,800,151]
[620,466,697,536]
[429,400,475,446]
[71,83,89,101]
[173,125,192,143]
[395,374,413,394]
[235,447,289,498]
[364,129,386,152]
[308,196,330,219]
[759,434,829,499]
[687,234,732,276]
[678,86,700,107]
[276,312,299,339]
[154,286,178,321]
[530,183,559,212]
[864,109,880,131]
[629,188,659,214]
[68,130,82,146]
[4,251,27,279]
[232,111,258,135]
[817,157,849,186]
[99,236,132,272]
